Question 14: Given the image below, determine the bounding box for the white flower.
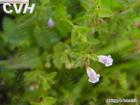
[97,55,113,67]
[48,18,55,28]
[86,66,100,84]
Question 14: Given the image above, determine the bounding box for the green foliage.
[0,0,140,105]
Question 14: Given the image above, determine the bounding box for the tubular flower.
[86,66,100,83]
[97,55,113,67]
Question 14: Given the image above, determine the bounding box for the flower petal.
[86,67,96,77]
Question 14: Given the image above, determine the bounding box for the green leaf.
[98,7,113,17]
[71,26,91,46]
[3,18,30,48]
[47,72,57,80]
[34,26,60,49]
[80,0,95,11]
[30,97,56,105]
[101,0,124,10]
[6,48,42,69]
[119,73,128,90]
[89,54,98,61]
[3,18,16,34]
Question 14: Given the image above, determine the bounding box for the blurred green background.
[0,0,140,105]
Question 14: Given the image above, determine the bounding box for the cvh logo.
[0,0,36,14]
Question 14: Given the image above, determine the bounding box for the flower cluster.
[86,55,113,84]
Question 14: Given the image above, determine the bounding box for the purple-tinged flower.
[48,18,55,28]
[86,66,100,84]
[97,55,113,67]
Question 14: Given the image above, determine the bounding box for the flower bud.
[48,18,55,28]
[29,82,39,91]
